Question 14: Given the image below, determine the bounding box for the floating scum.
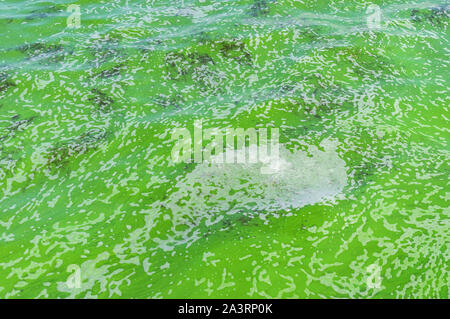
[137,140,348,251]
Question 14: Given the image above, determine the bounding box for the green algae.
[0,0,448,299]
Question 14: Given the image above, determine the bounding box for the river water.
[0,0,448,298]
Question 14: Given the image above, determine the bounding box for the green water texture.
[0,0,449,298]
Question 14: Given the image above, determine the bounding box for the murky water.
[0,0,448,298]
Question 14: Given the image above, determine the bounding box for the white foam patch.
[151,139,348,250]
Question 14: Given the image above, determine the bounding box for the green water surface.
[0,0,449,298]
